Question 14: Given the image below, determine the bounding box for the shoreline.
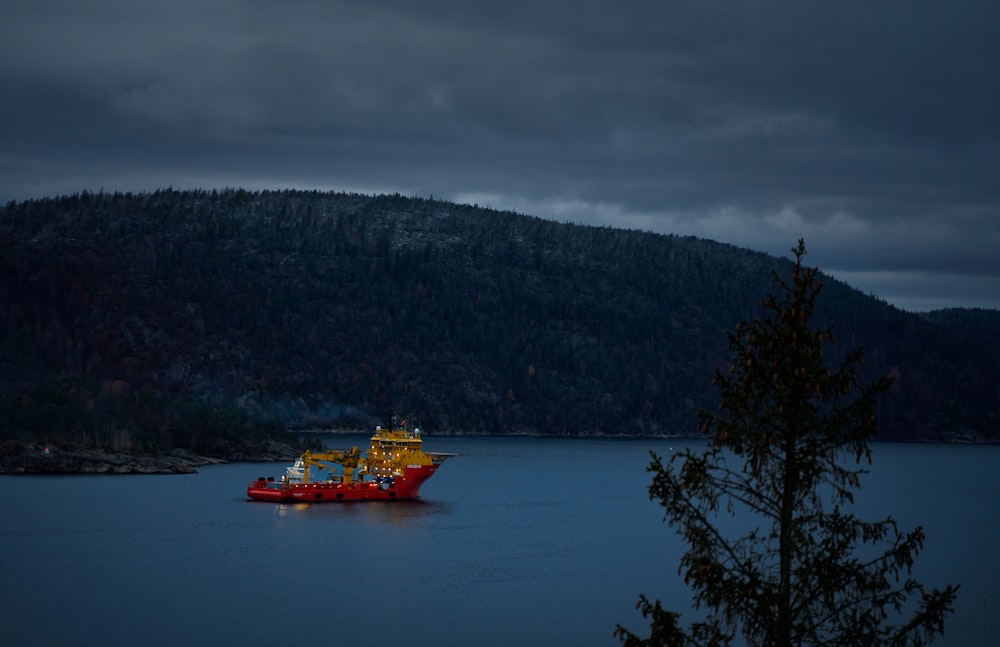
[0,441,299,475]
[4,431,995,476]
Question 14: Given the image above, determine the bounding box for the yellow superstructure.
[296,419,452,484]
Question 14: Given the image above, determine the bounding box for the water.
[1,437,997,646]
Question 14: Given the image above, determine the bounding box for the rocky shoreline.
[0,441,300,475]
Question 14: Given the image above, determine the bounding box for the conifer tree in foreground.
[616,240,958,646]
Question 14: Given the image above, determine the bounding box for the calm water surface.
[1,437,997,646]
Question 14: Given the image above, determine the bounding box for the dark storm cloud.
[2,0,998,310]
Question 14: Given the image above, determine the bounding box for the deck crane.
[298,446,365,484]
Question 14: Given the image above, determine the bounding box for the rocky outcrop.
[0,441,299,475]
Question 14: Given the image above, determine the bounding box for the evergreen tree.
[617,240,958,646]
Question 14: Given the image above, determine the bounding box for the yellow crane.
[298,446,365,484]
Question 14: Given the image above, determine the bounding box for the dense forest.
[1,189,997,458]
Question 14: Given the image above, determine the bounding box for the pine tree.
[617,240,958,646]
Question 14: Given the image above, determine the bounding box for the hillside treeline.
[1,189,997,455]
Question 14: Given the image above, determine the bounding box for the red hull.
[247,463,441,503]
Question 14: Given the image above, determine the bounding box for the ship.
[247,417,454,503]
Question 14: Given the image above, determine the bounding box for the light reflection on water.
[1,437,997,646]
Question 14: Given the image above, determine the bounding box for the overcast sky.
[3,1,998,311]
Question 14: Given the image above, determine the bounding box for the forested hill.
[1,189,997,450]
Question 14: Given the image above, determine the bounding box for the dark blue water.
[1,437,997,646]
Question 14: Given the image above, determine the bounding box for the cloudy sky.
[3,1,998,311]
